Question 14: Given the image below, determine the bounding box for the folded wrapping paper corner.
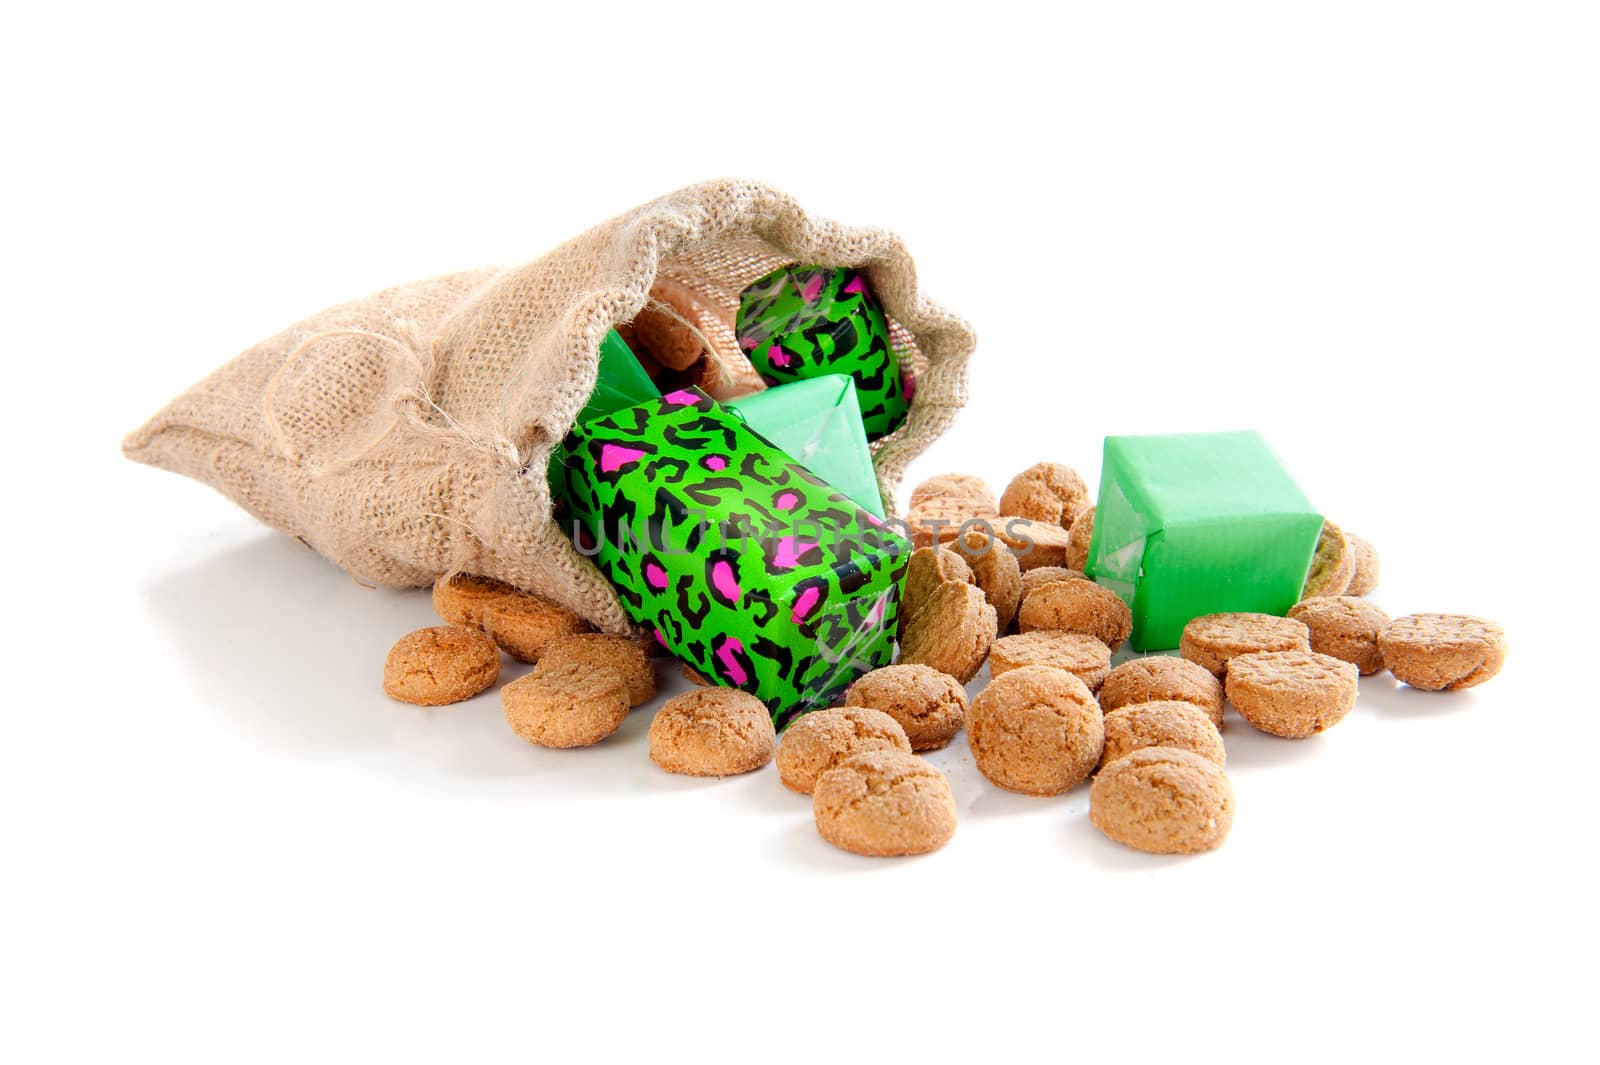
[723,374,885,519]
[1087,430,1323,651]
[553,387,910,726]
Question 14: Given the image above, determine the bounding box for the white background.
[4,2,1596,1061]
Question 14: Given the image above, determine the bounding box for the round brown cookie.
[845,664,968,752]
[648,688,776,776]
[951,527,1023,632]
[1016,578,1133,652]
[1099,656,1225,728]
[1179,612,1311,678]
[776,706,912,794]
[1090,747,1234,854]
[1379,614,1507,691]
[968,666,1104,796]
[993,517,1072,571]
[1302,521,1356,599]
[481,592,592,663]
[988,631,1112,692]
[432,573,516,627]
[383,625,500,706]
[896,581,996,684]
[502,661,630,748]
[1287,596,1391,675]
[681,662,711,686]
[907,473,999,549]
[997,462,1091,529]
[909,472,997,513]
[1064,506,1096,572]
[902,547,975,622]
[536,633,657,705]
[1100,702,1225,771]
[1018,566,1088,608]
[1345,534,1381,597]
[1225,649,1359,738]
[812,749,957,857]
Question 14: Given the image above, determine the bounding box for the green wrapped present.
[1086,431,1324,651]
[736,265,910,440]
[724,375,885,519]
[553,387,909,726]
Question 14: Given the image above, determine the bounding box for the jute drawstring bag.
[123,179,977,634]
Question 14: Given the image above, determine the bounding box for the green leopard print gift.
[553,387,910,728]
[736,266,911,440]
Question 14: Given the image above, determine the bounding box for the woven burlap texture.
[123,179,977,633]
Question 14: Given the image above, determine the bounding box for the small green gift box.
[553,387,909,726]
[1086,431,1324,651]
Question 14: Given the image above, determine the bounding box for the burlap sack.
[124,179,977,633]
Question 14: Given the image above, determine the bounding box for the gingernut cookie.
[1064,506,1096,572]
[812,749,957,857]
[897,581,996,684]
[383,625,500,706]
[1378,614,1507,691]
[1287,596,1391,675]
[907,473,999,549]
[1099,656,1226,728]
[902,546,974,621]
[1016,578,1133,652]
[536,633,657,705]
[1302,520,1356,598]
[968,666,1104,796]
[502,661,630,748]
[988,631,1112,692]
[1019,565,1087,607]
[1225,649,1359,738]
[998,462,1091,529]
[648,688,776,777]
[1345,534,1381,597]
[952,527,1023,632]
[1179,612,1311,678]
[682,662,712,686]
[481,592,591,663]
[1090,747,1234,855]
[432,573,516,627]
[845,664,968,752]
[1100,702,1225,771]
[994,517,1072,571]
[909,472,997,513]
[777,706,912,794]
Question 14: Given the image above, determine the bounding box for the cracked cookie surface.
[1288,596,1391,675]
[1099,656,1225,727]
[812,749,957,857]
[1100,702,1225,770]
[1016,578,1132,652]
[535,633,657,705]
[1090,747,1234,854]
[844,664,968,752]
[1180,612,1310,678]
[1379,613,1506,691]
[897,581,996,684]
[502,661,630,748]
[648,688,776,776]
[383,625,500,706]
[988,631,1112,691]
[968,665,1104,796]
[1225,649,1359,738]
[777,706,912,794]
[998,462,1091,529]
